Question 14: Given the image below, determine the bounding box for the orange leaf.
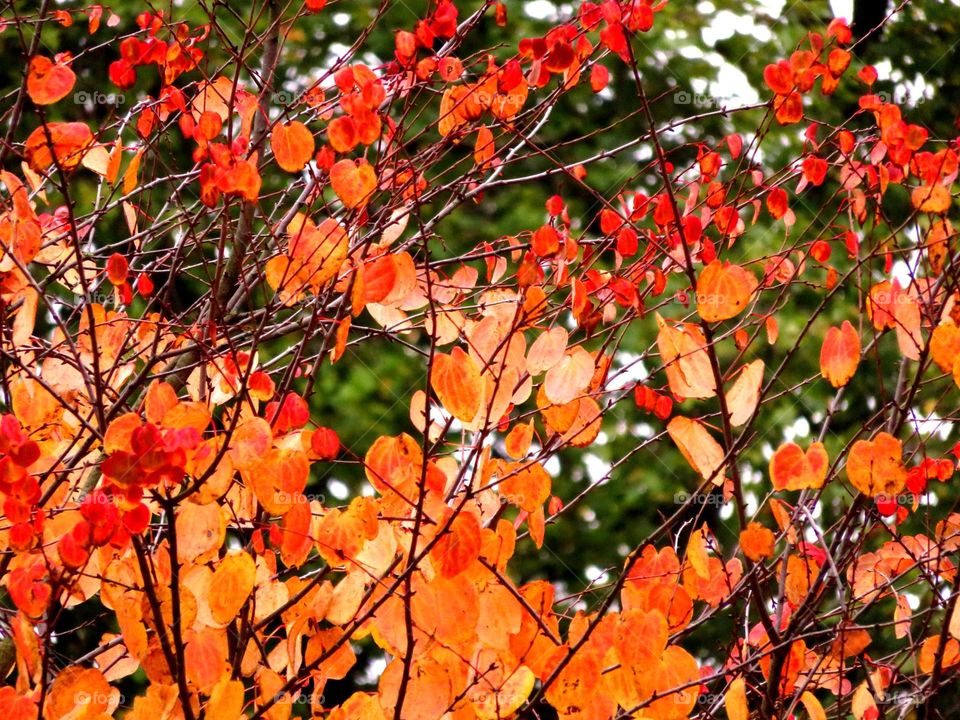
[851,683,879,720]
[207,677,245,720]
[846,431,906,498]
[431,511,481,577]
[184,627,228,693]
[330,158,377,209]
[24,122,94,172]
[686,525,711,579]
[727,359,764,427]
[246,448,310,515]
[656,314,716,399]
[176,502,225,564]
[46,667,118,719]
[474,126,495,167]
[438,86,468,137]
[208,551,256,624]
[327,116,359,153]
[820,320,860,387]
[271,120,315,173]
[364,433,424,498]
[504,421,534,459]
[230,417,273,470]
[543,346,594,405]
[500,461,551,512]
[918,636,960,674]
[0,688,37,719]
[724,677,748,720]
[527,327,568,375]
[892,286,922,361]
[27,56,76,105]
[291,217,349,288]
[431,347,483,422]
[911,183,951,214]
[363,251,416,305]
[279,494,314,567]
[740,522,775,561]
[800,692,827,720]
[667,416,726,484]
[329,693,387,720]
[894,595,912,639]
[468,650,535,720]
[769,441,829,491]
[696,260,758,322]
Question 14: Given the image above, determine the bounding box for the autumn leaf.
[696,260,758,322]
[724,677,748,720]
[656,314,717,399]
[46,667,119,718]
[26,55,76,104]
[330,158,377,208]
[846,431,907,498]
[468,651,535,720]
[918,636,960,674]
[24,122,94,172]
[208,551,256,624]
[271,120,315,172]
[851,683,880,720]
[727,359,764,427]
[667,416,726,484]
[740,522,775,561]
[820,320,860,387]
[911,183,951,213]
[431,347,483,422]
[543,347,594,405]
[527,327,568,375]
[686,524,711,579]
[431,511,481,577]
[504,421,534,459]
[500,461,551,512]
[800,692,827,720]
[770,441,829,491]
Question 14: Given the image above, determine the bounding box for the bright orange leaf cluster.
[2,2,960,720]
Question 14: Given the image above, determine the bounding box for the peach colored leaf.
[271,120,315,173]
[820,320,860,388]
[330,158,377,209]
[667,416,726,484]
[544,346,594,405]
[696,260,758,322]
[431,347,483,422]
[727,359,764,427]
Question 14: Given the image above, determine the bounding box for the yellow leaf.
[209,551,256,624]
[911,183,951,213]
[656,314,717,399]
[431,347,483,422]
[724,676,748,720]
[800,691,827,720]
[727,359,764,427]
[667,416,726,484]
